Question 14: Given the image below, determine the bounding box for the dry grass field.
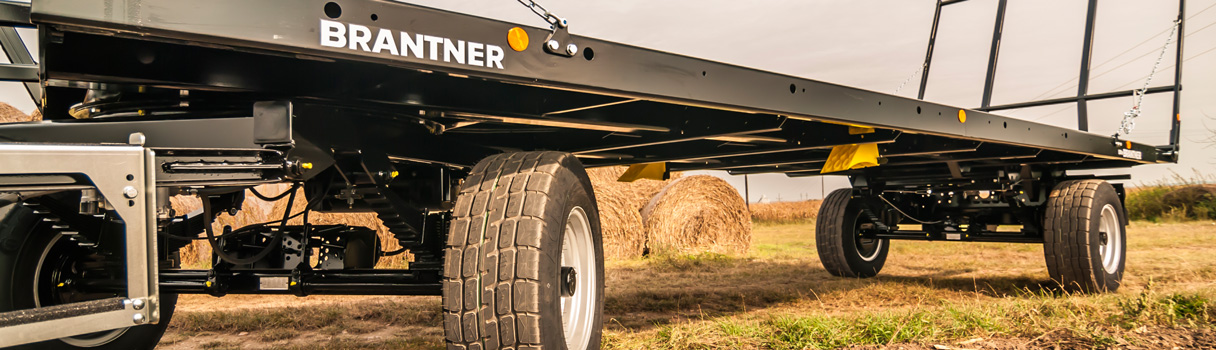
[749,200,821,224]
[158,220,1216,349]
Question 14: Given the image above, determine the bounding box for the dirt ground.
[158,221,1216,349]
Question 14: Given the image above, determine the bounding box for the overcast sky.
[2,0,1212,202]
[402,0,1216,202]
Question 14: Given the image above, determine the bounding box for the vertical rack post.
[1075,0,1099,132]
[980,0,1008,109]
[0,27,39,104]
[917,0,944,100]
[1169,0,1186,150]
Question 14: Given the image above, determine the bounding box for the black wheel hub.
[560,266,577,297]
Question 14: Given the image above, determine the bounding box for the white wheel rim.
[1098,204,1123,274]
[856,238,884,262]
[34,234,128,347]
[560,206,595,350]
[852,213,883,262]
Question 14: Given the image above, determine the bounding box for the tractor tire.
[442,151,605,350]
[0,200,177,350]
[816,188,889,278]
[1044,180,1126,293]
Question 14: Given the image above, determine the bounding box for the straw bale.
[641,175,751,255]
[172,184,406,268]
[586,167,677,259]
[0,102,34,123]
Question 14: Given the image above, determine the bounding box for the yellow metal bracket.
[617,162,668,182]
[822,143,880,173]
[848,126,875,135]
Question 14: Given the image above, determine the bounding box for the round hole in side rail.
[789,84,796,94]
[701,71,707,76]
[583,47,594,61]
[916,106,921,114]
[371,13,378,21]
[324,2,342,19]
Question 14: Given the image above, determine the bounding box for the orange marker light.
[507,27,529,52]
[957,109,967,123]
[1126,141,1132,149]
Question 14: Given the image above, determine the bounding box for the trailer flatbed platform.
[4,0,1178,175]
[0,1,1184,349]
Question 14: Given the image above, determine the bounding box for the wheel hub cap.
[560,266,577,297]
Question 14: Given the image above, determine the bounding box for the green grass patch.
[607,282,1216,349]
[1125,172,1216,222]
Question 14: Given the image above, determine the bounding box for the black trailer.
[0,0,1185,349]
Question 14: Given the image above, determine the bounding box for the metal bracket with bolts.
[541,19,578,58]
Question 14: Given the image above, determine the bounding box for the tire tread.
[444,151,580,349]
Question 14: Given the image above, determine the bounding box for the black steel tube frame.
[1076,0,1099,131]
[980,86,1178,112]
[85,269,442,296]
[8,0,1170,175]
[0,26,38,102]
[980,0,1008,109]
[867,231,1043,244]
[916,0,943,100]
[933,0,1185,156]
[1170,0,1186,149]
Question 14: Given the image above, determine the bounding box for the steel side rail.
[27,0,1164,165]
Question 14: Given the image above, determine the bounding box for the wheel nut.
[122,186,138,199]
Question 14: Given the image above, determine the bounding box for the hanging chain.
[1117,19,1181,137]
[893,63,925,95]
[515,0,566,28]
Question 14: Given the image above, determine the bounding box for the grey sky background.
[1,0,1213,202]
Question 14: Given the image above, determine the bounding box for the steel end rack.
[0,0,1184,348]
[0,142,160,347]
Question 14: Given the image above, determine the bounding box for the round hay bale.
[590,184,646,260]
[641,175,751,255]
[0,102,33,123]
[168,184,405,268]
[268,188,407,268]
[586,167,679,259]
[169,187,273,268]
